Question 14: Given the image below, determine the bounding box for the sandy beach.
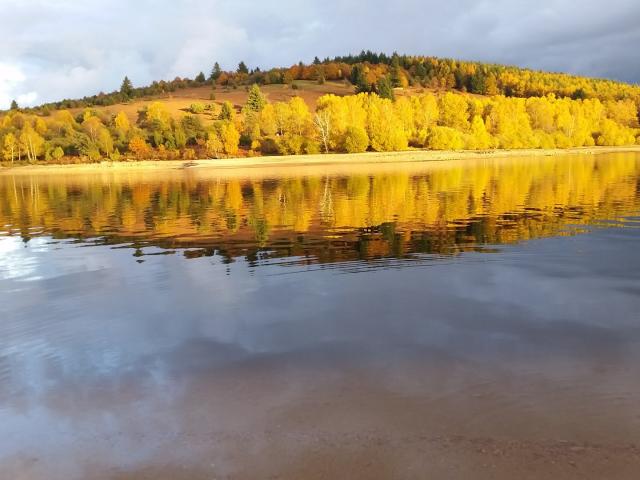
[2,145,640,176]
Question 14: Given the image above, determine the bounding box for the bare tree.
[314,110,331,154]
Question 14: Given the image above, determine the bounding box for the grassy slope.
[74,80,356,125]
[70,80,456,126]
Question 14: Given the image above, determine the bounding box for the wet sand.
[2,145,640,176]
[4,349,639,480]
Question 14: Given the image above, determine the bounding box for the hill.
[1,52,639,165]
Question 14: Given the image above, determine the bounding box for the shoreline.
[1,145,640,176]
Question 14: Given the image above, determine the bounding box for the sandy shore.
[2,145,639,176]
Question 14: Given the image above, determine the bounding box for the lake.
[1,153,640,479]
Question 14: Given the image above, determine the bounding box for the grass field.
[71,81,357,126]
[71,80,447,126]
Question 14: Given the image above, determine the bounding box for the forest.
[2,52,640,165]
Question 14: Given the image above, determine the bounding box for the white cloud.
[0,63,26,108]
[0,0,639,109]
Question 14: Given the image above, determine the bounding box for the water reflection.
[1,153,639,269]
[1,154,640,479]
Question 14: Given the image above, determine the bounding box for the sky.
[1,0,639,109]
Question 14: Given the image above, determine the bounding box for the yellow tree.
[466,116,493,149]
[411,93,439,145]
[145,102,172,130]
[364,94,408,152]
[19,124,44,161]
[439,92,470,131]
[114,111,131,140]
[258,103,278,137]
[343,126,369,153]
[219,121,240,155]
[427,126,464,150]
[2,133,18,163]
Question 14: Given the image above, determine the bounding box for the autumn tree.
[19,124,45,161]
[364,95,407,152]
[439,92,470,130]
[343,126,369,153]
[466,116,493,149]
[314,109,332,154]
[128,136,150,159]
[2,133,18,163]
[114,111,131,141]
[205,129,224,158]
[427,126,465,150]
[212,121,240,155]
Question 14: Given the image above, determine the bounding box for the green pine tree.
[390,55,402,88]
[237,61,249,74]
[376,76,395,101]
[120,76,134,98]
[209,62,222,82]
[350,65,371,93]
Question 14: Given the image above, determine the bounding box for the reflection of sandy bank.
[2,145,640,177]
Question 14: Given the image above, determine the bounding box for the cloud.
[0,0,639,109]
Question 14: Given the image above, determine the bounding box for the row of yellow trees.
[1,87,639,164]
[241,89,639,155]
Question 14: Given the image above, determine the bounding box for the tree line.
[6,51,640,114]
[2,84,639,164]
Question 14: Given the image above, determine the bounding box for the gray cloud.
[1,0,639,109]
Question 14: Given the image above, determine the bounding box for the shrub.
[51,146,64,160]
[109,148,122,161]
[190,103,205,114]
[260,137,279,155]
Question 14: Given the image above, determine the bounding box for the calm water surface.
[1,154,640,479]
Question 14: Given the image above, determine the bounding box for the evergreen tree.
[245,84,266,112]
[10,99,19,110]
[470,70,487,95]
[390,54,402,88]
[195,71,206,83]
[219,101,235,121]
[237,61,249,74]
[350,65,371,93]
[120,76,134,98]
[218,101,236,120]
[209,62,222,82]
[313,56,321,65]
[376,76,395,101]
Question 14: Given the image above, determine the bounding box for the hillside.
[1,52,640,166]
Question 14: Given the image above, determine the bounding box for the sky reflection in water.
[1,153,640,479]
